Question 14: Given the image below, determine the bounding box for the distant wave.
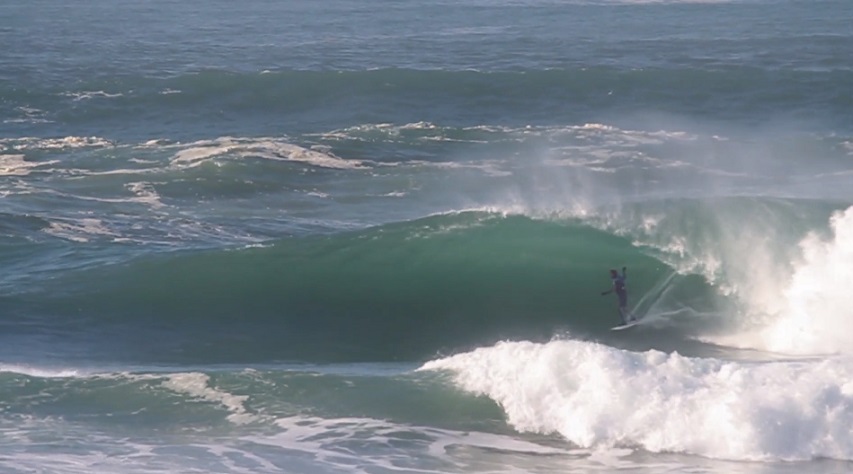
[2,68,851,141]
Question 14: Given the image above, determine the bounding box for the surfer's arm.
[622,266,627,279]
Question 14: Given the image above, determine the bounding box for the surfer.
[601,266,635,324]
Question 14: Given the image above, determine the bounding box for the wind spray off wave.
[688,204,853,356]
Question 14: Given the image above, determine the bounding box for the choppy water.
[2,0,853,472]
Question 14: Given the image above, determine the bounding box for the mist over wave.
[714,206,853,355]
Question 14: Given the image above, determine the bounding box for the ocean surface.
[2,0,853,472]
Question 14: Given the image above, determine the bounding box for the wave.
[5,195,852,364]
[10,212,709,363]
[420,338,853,462]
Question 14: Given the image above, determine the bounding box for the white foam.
[0,154,57,176]
[2,117,53,124]
[125,181,166,209]
[61,91,123,101]
[170,137,364,170]
[0,425,272,474]
[161,372,256,425]
[245,415,569,473]
[419,339,853,462]
[44,218,117,243]
[0,136,113,150]
[0,364,83,378]
[2,107,51,124]
[314,122,696,150]
[400,121,438,130]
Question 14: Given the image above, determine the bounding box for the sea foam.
[419,339,853,462]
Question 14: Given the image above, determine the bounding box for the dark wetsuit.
[612,271,627,309]
[610,268,633,323]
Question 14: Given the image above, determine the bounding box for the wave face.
[3,213,666,362]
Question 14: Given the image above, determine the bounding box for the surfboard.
[610,319,640,331]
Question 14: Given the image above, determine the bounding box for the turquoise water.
[2,0,853,472]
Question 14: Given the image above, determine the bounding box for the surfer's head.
[610,269,618,276]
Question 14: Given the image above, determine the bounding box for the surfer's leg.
[618,293,630,323]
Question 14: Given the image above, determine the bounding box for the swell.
[3,68,851,139]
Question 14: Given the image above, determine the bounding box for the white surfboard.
[610,321,638,331]
[610,306,641,330]
[610,318,640,331]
